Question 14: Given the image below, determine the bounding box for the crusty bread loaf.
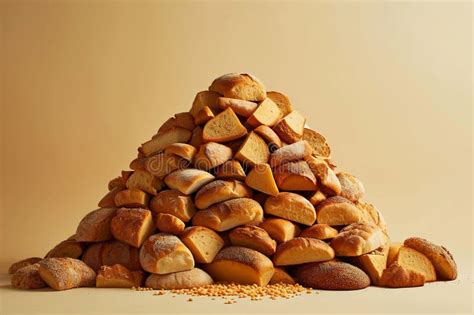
[246,98,282,128]
[302,128,331,158]
[195,179,253,209]
[331,223,387,257]
[264,192,316,226]
[149,189,196,222]
[145,268,213,289]
[38,258,96,291]
[209,73,266,102]
[98,187,121,208]
[379,262,425,288]
[268,267,295,285]
[337,172,365,202]
[194,105,215,125]
[217,97,258,117]
[96,264,144,288]
[9,257,43,274]
[299,224,338,240]
[266,91,293,117]
[145,153,189,179]
[158,112,195,133]
[11,263,47,289]
[139,233,194,274]
[111,208,155,248]
[194,142,233,170]
[315,196,364,226]
[229,225,277,256]
[254,125,283,150]
[82,240,141,272]
[164,143,197,162]
[45,237,84,259]
[259,218,300,243]
[126,170,164,195]
[355,201,387,232]
[204,246,274,286]
[180,226,225,263]
[75,208,116,242]
[130,157,147,171]
[295,261,370,290]
[348,244,389,286]
[154,213,185,235]
[214,160,246,181]
[305,156,341,196]
[234,131,270,167]
[272,237,335,266]
[269,140,312,168]
[274,160,318,191]
[114,189,149,208]
[192,198,263,232]
[189,126,203,148]
[245,163,279,196]
[202,108,247,143]
[386,245,436,282]
[190,91,221,117]
[108,175,126,191]
[273,111,306,144]
[309,190,327,206]
[404,237,457,280]
[140,127,192,156]
[164,169,215,195]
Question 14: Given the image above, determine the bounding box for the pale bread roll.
[194,179,253,209]
[259,218,300,243]
[331,223,387,256]
[272,237,335,266]
[269,140,312,168]
[273,160,317,191]
[149,189,196,222]
[75,208,116,242]
[192,198,263,232]
[194,142,233,170]
[139,233,194,274]
[209,73,266,102]
[164,169,215,195]
[145,268,213,289]
[337,172,365,202]
[315,196,363,226]
[264,192,316,226]
[164,143,197,162]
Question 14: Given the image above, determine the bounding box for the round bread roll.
[209,73,266,102]
[194,179,253,209]
[145,268,213,289]
[192,198,263,232]
[295,261,370,290]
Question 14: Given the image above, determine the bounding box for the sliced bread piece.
[190,91,220,117]
[245,163,279,196]
[246,98,282,128]
[202,107,247,143]
[273,111,306,144]
[140,127,192,156]
[234,131,270,167]
[158,112,195,133]
[302,128,331,158]
[217,97,258,117]
[266,91,293,116]
[214,160,247,181]
[269,140,312,168]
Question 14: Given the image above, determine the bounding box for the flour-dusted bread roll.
[192,198,264,232]
[139,233,194,274]
[154,213,185,235]
[386,245,436,282]
[305,156,341,196]
[295,261,370,290]
[145,268,213,289]
[245,163,279,196]
[195,179,253,209]
[254,125,283,150]
[140,127,192,157]
[229,225,277,257]
[209,73,266,102]
[214,160,247,181]
[273,111,306,144]
[217,97,258,117]
[75,208,116,242]
[194,142,233,170]
[111,208,155,248]
[45,236,84,259]
[272,237,335,266]
[337,172,365,202]
[259,218,301,243]
[190,91,221,117]
[158,112,195,133]
[266,91,293,117]
[149,189,196,222]
[11,263,47,289]
[268,267,295,285]
[246,97,282,128]
[164,169,215,195]
[164,143,197,162]
[299,224,338,240]
[269,140,312,168]
[331,223,387,257]
[404,237,457,280]
[302,128,331,158]
[38,258,96,291]
[379,262,425,288]
[202,108,248,143]
[264,192,316,226]
[9,257,43,275]
[125,170,164,195]
[204,246,274,286]
[180,226,225,263]
[82,240,141,272]
[234,131,270,167]
[96,264,144,288]
[315,196,364,226]
[273,160,318,191]
[114,189,149,208]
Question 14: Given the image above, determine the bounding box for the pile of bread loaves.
[9,73,457,292]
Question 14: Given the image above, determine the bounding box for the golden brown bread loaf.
[190,91,220,117]
[140,127,192,157]
[194,142,233,170]
[229,225,277,256]
[139,233,194,274]
[126,170,164,195]
[264,192,316,226]
[75,208,116,242]
[272,237,335,266]
[149,189,196,222]
[273,111,306,144]
[8,257,43,274]
[387,245,436,282]
[269,140,312,168]
[331,223,387,256]
[295,261,370,290]
[98,187,121,208]
[154,213,185,235]
[194,105,215,125]
[202,108,247,143]
[195,179,253,209]
[38,257,96,291]
[315,196,364,226]
[209,73,266,102]
[254,125,283,150]
[11,263,47,289]
[192,198,264,232]
[45,237,84,259]
[217,97,258,117]
[268,267,295,285]
[259,218,301,243]
[355,201,388,232]
[404,237,457,280]
[246,98,282,128]
[158,112,195,133]
[379,262,425,288]
[302,128,331,158]
[299,224,338,240]
[305,156,341,196]
[145,153,189,179]
[337,172,365,202]
[110,208,155,248]
[214,160,246,181]
[266,91,293,117]
[234,131,270,167]
[164,143,197,162]
[82,240,141,272]
[273,160,318,191]
[204,246,274,286]
[96,264,144,288]
[164,169,215,194]
[245,163,279,196]
[180,226,225,263]
[114,189,149,208]
[145,268,213,289]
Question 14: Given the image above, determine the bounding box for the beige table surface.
[0,261,472,315]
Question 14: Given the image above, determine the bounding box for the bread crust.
[305,156,341,196]
[217,97,258,117]
[214,160,246,181]
[268,267,295,285]
[264,192,316,226]
[259,218,301,243]
[9,257,43,275]
[302,128,331,158]
[75,208,116,242]
[190,91,221,117]
[11,263,47,289]
[126,170,164,195]
[273,237,335,266]
[246,97,282,127]
[330,223,387,257]
[195,179,253,209]
[149,189,196,222]
[229,225,277,257]
[45,238,84,259]
[380,262,425,288]
[194,142,233,170]
[38,257,96,291]
[140,127,192,156]
[145,268,213,289]
[154,213,185,235]
[164,169,215,195]
[189,126,203,148]
[273,111,306,144]
[111,208,155,248]
[194,105,215,125]
[274,160,317,191]
[269,140,312,168]
[300,224,338,240]
[337,172,365,202]
[209,73,266,102]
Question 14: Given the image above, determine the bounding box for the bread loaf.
[154,213,185,235]
[82,240,141,272]
[38,258,96,291]
[194,105,215,125]
[209,73,266,102]
[234,131,270,167]
[269,140,312,168]
[96,264,144,288]
[149,189,196,222]
[305,156,341,195]
[379,262,425,288]
[192,198,263,232]
[214,160,246,181]
[126,170,164,195]
[229,225,277,256]
[274,160,318,191]
[273,111,306,144]
[347,244,389,285]
[11,263,47,289]
[8,257,43,274]
[145,268,213,289]
[315,196,364,226]
[337,172,365,202]
[75,208,116,242]
[158,112,195,133]
[254,125,283,150]
[194,142,233,170]
[180,226,225,263]
[330,223,387,256]
[272,237,335,266]
[140,127,192,156]
[111,208,155,248]
[245,163,279,196]
[164,143,197,162]
[386,245,436,282]
[268,267,295,285]
[164,169,215,194]
[202,108,247,143]
[204,246,274,286]
[195,179,253,209]
[302,128,331,158]
[299,224,338,240]
[246,98,282,128]
[145,153,189,179]
[114,189,149,208]
[217,97,258,117]
[264,192,316,226]
[259,218,300,243]
[139,233,194,274]
[98,187,121,208]
[190,91,220,117]
[266,91,293,117]
[45,237,84,259]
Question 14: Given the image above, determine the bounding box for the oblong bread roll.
[272,237,335,266]
[164,169,215,195]
[145,268,213,289]
[194,179,253,209]
[264,192,316,226]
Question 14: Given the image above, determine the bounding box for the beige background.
[0,1,472,314]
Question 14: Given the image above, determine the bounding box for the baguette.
[164,169,215,195]
[209,73,266,102]
[234,131,270,167]
[214,160,246,181]
[11,263,47,289]
[272,237,335,266]
[154,213,185,235]
[96,264,144,288]
[114,189,149,208]
[330,223,387,257]
[38,258,96,291]
[82,240,141,272]
[9,257,43,275]
[190,91,221,117]
[229,225,277,256]
[195,179,253,209]
[269,140,312,168]
[274,160,318,191]
[302,128,331,158]
[149,189,196,222]
[145,268,213,289]
[126,170,164,195]
[194,142,233,170]
[180,226,225,263]
[164,143,197,162]
[259,218,300,243]
[217,97,258,117]
[246,97,282,128]
[264,192,316,226]
[75,208,116,242]
[140,127,192,156]
[202,108,247,143]
[273,111,306,144]
[158,112,195,133]
[111,208,155,248]
[245,163,279,196]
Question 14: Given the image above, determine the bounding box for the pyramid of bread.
[9,73,457,293]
